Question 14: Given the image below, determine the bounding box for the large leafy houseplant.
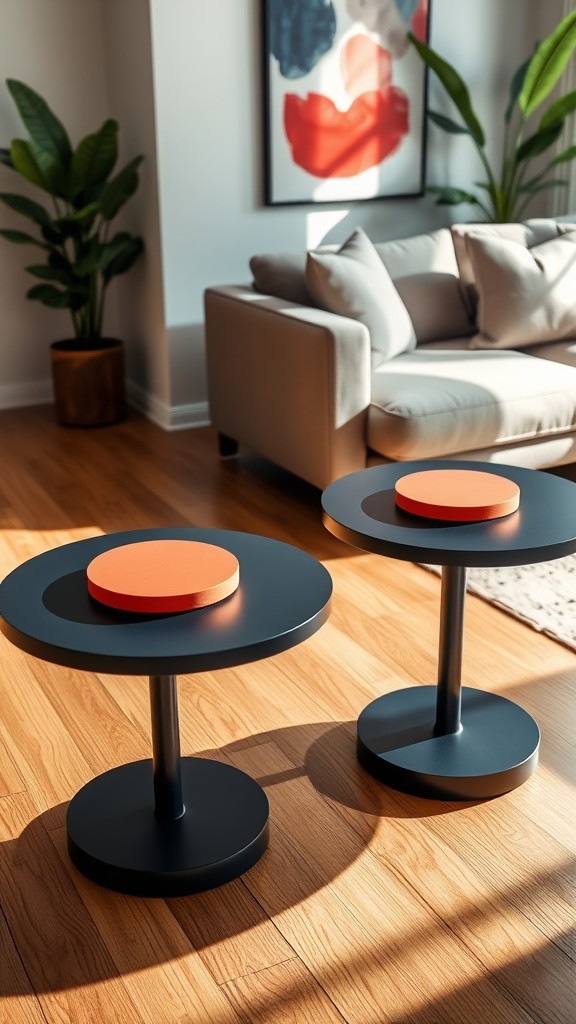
[408,10,576,222]
[0,79,143,346]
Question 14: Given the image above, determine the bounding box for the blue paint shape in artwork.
[395,0,419,23]
[268,0,337,79]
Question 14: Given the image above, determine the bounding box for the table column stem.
[149,674,185,820]
[434,565,467,736]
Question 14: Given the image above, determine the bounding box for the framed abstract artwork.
[262,0,430,205]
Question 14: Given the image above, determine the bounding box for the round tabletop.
[322,460,576,567]
[0,528,332,674]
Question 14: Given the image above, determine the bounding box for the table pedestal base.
[357,685,540,800]
[67,757,269,896]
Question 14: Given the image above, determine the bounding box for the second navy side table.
[322,460,576,800]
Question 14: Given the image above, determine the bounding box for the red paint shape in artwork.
[411,0,429,42]
[284,88,408,179]
[341,34,392,100]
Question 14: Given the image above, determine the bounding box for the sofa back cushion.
[374,227,459,277]
[305,227,417,363]
[250,251,311,306]
[465,231,576,348]
[251,226,472,345]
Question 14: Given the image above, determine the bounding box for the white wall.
[101,0,170,422]
[0,0,568,421]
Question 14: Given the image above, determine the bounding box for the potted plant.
[0,79,144,425]
[408,9,576,222]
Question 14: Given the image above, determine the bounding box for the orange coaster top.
[394,469,520,522]
[86,540,240,612]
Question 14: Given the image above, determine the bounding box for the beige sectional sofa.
[204,217,576,489]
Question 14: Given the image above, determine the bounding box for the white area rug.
[422,557,576,653]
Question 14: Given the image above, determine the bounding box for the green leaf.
[0,227,48,246]
[70,120,118,196]
[516,122,563,162]
[427,186,479,205]
[7,79,72,166]
[428,110,471,134]
[54,202,100,238]
[0,192,52,227]
[74,236,104,276]
[10,139,51,191]
[550,144,576,166]
[26,139,69,197]
[26,283,76,308]
[25,263,76,285]
[518,178,568,195]
[519,9,576,117]
[41,223,65,245]
[539,89,576,130]
[98,156,143,220]
[102,235,143,283]
[505,55,531,123]
[408,32,485,146]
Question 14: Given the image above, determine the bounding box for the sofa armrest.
[204,285,371,489]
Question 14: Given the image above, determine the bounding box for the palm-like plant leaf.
[550,144,576,166]
[99,157,143,220]
[427,186,479,205]
[519,9,576,117]
[7,79,72,166]
[26,283,86,309]
[539,89,576,130]
[408,32,485,146]
[0,228,47,246]
[428,111,470,134]
[25,264,77,286]
[519,178,568,195]
[516,122,563,162]
[71,120,118,196]
[0,193,51,227]
[505,55,531,123]
[102,235,143,283]
[10,139,51,191]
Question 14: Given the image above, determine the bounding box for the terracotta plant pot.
[50,339,126,427]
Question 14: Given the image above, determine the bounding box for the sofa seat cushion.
[367,341,576,460]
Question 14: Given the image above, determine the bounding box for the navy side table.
[0,528,332,895]
[322,461,576,800]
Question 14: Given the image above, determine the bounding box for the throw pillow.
[450,220,561,315]
[305,227,416,362]
[466,231,576,349]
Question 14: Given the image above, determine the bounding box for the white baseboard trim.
[0,377,210,431]
[126,380,210,431]
[0,379,53,410]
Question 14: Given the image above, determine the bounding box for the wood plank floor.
[0,404,574,1024]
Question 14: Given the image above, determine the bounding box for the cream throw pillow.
[466,231,576,348]
[305,227,416,362]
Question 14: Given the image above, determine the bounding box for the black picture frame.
[262,0,431,206]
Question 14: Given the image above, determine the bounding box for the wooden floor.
[0,405,575,1024]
